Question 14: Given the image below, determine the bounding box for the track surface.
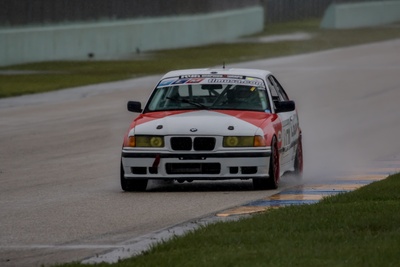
[1,39,400,266]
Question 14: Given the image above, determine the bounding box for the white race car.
[121,68,303,191]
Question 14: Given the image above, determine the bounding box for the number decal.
[283,128,291,149]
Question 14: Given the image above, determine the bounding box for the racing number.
[290,114,299,139]
[282,114,299,150]
[280,114,298,167]
[283,128,291,150]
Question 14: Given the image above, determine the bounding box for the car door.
[267,75,298,169]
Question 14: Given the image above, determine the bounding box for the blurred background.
[1,0,399,66]
[1,0,374,26]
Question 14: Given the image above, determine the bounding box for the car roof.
[161,68,272,80]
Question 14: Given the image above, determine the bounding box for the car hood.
[130,110,272,136]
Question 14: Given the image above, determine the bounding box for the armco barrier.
[0,6,263,67]
[320,0,400,29]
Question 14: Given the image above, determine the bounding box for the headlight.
[254,135,266,147]
[223,136,266,147]
[224,136,241,147]
[128,135,164,147]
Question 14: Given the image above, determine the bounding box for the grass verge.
[1,19,400,98]
[58,173,400,266]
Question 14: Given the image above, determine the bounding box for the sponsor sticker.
[158,75,265,88]
[180,74,244,79]
[206,78,263,87]
[187,78,204,83]
[172,78,189,85]
[158,78,176,87]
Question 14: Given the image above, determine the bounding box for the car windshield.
[146,77,270,112]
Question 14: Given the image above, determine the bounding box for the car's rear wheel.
[293,135,303,179]
[253,136,280,190]
[120,161,148,192]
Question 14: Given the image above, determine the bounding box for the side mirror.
[127,101,142,113]
[275,100,295,113]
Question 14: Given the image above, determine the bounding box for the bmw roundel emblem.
[190,128,198,132]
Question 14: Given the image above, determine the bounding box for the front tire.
[293,135,303,179]
[253,136,280,190]
[120,161,148,192]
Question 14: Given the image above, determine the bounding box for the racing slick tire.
[120,161,148,192]
[293,134,303,179]
[253,136,279,190]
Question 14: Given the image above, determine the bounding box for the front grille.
[170,137,216,151]
[171,137,192,150]
[193,137,215,151]
[166,163,220,174]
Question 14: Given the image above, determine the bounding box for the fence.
[2,0,395,28]
[0,0,259,27]
[261,0,331,23]
[3,0,386,27]
[1,0,396,66]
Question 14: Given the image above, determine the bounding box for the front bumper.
[121,149,271,180]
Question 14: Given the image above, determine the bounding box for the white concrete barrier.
[0,6,264,66]
[321,1,400,29]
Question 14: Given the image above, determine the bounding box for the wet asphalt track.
[1,39,400,266]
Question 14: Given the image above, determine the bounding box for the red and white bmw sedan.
[121,68,303,191]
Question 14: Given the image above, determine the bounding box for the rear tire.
[253,136,280,190]
[120,161,148,192]
[293,135,303,179]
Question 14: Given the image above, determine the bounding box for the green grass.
[1,19,400,98]
[57,173,400,267]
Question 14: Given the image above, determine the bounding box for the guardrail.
[2,0,399,66]
[0,0,329,27]
[0,7,263,67]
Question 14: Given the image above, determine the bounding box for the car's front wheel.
[293,135,303,179]
[253,136,280,190]
[120,161,148,192]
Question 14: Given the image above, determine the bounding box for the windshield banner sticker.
[180,74,244,79]
[206,78,263,87]
[158,76,265,88]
